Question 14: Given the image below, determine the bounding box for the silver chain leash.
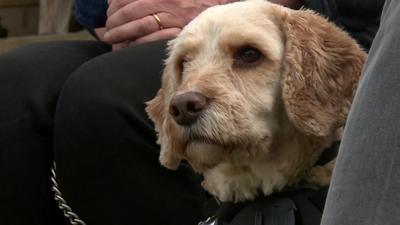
[51,161,87,225]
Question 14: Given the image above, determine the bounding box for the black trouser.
[0,40,206,225]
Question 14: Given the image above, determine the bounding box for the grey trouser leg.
[321,1,400,225]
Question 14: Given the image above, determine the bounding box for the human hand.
[104,0,236,49]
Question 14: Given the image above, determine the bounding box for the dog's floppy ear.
[146,87,181,170]
[278,9,366,137]
[146,41,183,170]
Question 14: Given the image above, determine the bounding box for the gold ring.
[152,14,164,30]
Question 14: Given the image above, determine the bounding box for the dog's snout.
[169,92,208,126]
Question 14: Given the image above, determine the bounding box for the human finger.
[107,0,139,18]
[94,27,107,42]
[112,42,130,51]
[104,12,175,44]
[129,27,181,46]
[106,0,157,28]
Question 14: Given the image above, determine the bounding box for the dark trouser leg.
[0,41,110,225]
[321,1,400,224]
[54,40,206,225]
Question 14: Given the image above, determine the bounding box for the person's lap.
[0,41,110,225]
[54,40,206,225]
[0,40,206,225]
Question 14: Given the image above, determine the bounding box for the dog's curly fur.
[146,0,366,202]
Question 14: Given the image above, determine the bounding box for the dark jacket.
[304,0,385,50]
[74,0,107,29]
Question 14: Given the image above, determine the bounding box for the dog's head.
[146,1,366,172]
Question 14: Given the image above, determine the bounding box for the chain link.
[51,161,87,225]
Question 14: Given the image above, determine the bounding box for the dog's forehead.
[179,1,278,42]
[170,1,284,64]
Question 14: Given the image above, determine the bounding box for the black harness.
[200,142,339,225]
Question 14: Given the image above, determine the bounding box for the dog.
[146,0,366,203]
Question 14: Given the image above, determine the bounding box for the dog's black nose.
[169,92,208,126]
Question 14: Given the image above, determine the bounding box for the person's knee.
[0,41,108,90]
[55,46,164,126]
[0,42,66,93]
[56,56,125,117]
[0,41,109,123]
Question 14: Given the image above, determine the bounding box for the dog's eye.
[234,47,263,67]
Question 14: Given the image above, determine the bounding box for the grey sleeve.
[321,1,400,225]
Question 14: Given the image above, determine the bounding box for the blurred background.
[0,0,94,53]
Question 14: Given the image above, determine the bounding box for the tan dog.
[146,0,366,202]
